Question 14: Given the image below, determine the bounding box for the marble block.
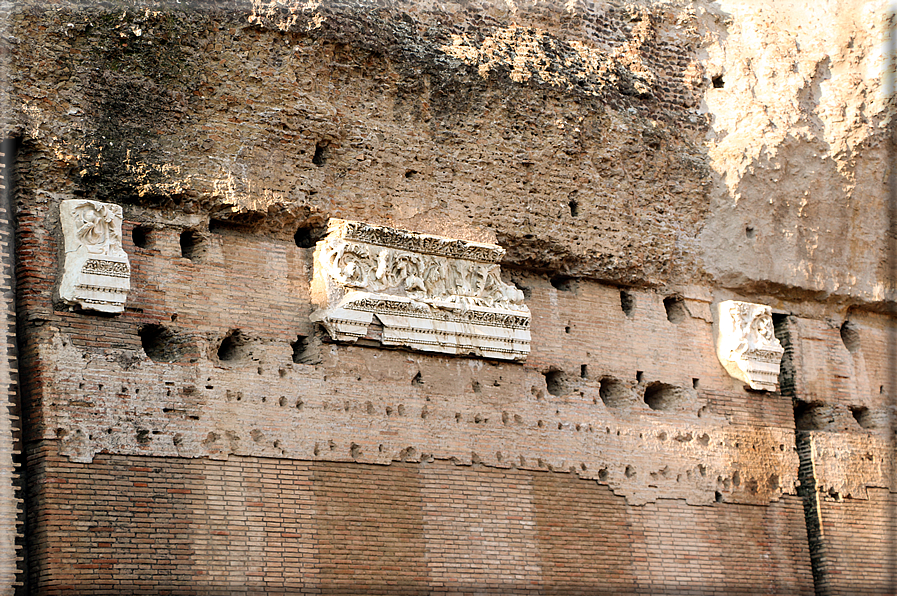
[715,300,784,391]
[59,199,130,313]
[311,219,530,361]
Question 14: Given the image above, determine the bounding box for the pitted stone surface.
[3,0,891,592]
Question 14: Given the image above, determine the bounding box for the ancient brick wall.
[810,488,896,596]
[27,444,814,595]
[15,199,801,507]
[14,160,815,593]
[785,310,897,595]
[2,0,895,594]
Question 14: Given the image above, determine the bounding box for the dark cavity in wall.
[620,290,635,317]
[180,228,205,261]
[793,401,830,431]
[139,324,194,363]
[294,223,327,249]
[599,377,630,408]
[550,276,575,292]
[218,329,248,363]
[291,334,318,365]
[312,141,329,166]
[132,225,152,249]
[544,369,569,396]
[643,382,684,411]
[663,296,688,323]
[849,405,874,429]
[840,320,861,354]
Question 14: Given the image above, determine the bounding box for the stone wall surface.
[0,0,894,594]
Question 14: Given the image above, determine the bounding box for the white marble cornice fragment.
[58,199,130,314]
[715,300,784,391]
[311,219,530,361]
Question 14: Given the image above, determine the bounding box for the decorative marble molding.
[715,300,784,391]
[311,219,530,360]
[59,199,130,313]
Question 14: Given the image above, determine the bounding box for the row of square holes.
[131,224,325,260]
[137,223,693,328]
[547,278,688,323]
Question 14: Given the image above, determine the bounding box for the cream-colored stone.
[700,0,892,301]
[311,219,530,361]
[58,199,130,313]
[715,300,784,391]
[799,430,897,499]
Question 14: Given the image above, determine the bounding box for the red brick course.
[26,442,814,595]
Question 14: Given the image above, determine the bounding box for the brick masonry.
[784,311,897,595]
[0,137,23,594]
[15,182,889,594]
[10,191,825,594]
[18,204,800,508]
[26,443,814,595]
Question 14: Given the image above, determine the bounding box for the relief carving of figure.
[311,219,530,361]
[320,235,525,310]
[72,201,122,254]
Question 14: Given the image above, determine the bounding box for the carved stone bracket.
[715,300,784,391]
[311,219,530,361]
[59,199,130,313]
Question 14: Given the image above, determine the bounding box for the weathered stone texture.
[700,0,893,302]
[14,210,798,508]
[310,219,531,360]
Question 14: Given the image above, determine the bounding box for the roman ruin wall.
[0,0,894,593]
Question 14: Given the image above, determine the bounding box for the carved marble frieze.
[715,300,784,391]
[311,219,530,361]
[59,199,130,313]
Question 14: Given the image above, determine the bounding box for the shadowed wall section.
[0,137,22,594]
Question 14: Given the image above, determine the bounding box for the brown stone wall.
[12,195,799,508]
[26,443,814,595]
[12,123,812,593]
[781,310,897,595]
